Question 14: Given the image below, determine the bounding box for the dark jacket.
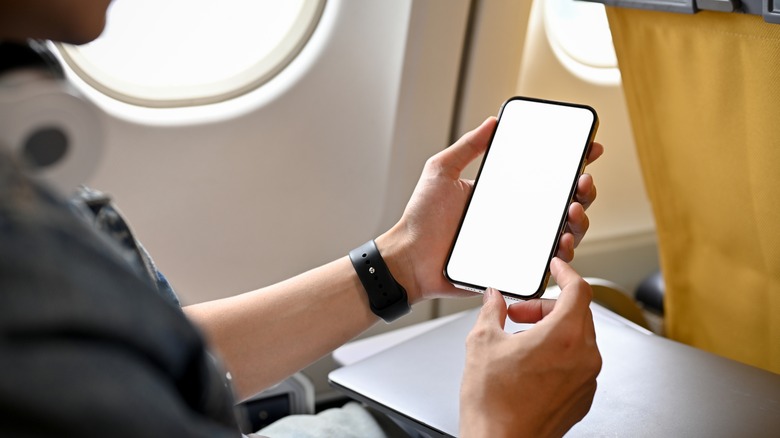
[0,154,242,436]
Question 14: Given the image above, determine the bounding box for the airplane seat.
[237,372,315,434]
[635,270,665,316]
[594,4,780,373]
[587,277,653,332]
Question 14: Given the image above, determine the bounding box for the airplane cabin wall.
[80,0,471,399]
[86,0,466,315]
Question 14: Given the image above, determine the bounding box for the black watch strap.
[349,240,410,323]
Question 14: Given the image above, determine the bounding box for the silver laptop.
[329,304,780,437]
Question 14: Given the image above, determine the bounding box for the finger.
[565,202,589,248]
[431,117,496,179]
[547,257,593,318]
[556,232,575,262]
[585,142,604,165]
[575,173,597,211]
[474,287,508,332]
[507,298,557,323]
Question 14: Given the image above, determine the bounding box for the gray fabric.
[252,402,403,438]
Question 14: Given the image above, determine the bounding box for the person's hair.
[0,39,64,79]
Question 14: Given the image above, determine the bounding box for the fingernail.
[483,287,494,303]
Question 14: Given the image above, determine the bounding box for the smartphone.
[444,96,598,300]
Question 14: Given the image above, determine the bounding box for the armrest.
[238,373,315,433]
[586,277,652,331]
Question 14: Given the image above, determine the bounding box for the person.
[0,1,603,436]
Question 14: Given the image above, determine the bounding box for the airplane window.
[57,0,326,108]
[543,0,619,85]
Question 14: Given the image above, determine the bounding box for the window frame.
[56,0,327,108]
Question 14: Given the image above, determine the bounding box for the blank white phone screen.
[446,98,596,298]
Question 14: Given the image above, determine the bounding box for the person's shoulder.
[0,154,242,437]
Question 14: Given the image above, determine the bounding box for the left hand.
[377,117,604,303]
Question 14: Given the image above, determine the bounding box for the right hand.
[459,258,602,437]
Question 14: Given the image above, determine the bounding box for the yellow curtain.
[605,8,780,373]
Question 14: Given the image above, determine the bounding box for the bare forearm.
[184,256,379,400]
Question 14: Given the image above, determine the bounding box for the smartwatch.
[349,240,410,323]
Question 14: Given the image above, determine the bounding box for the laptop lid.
[329,304,780,437]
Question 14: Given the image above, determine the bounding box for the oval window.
[543,0,619,84]
[58,0,326,108]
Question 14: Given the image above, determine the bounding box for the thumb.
[474,287,508,332]
[435,117,496,179]
[548,257,592,317]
